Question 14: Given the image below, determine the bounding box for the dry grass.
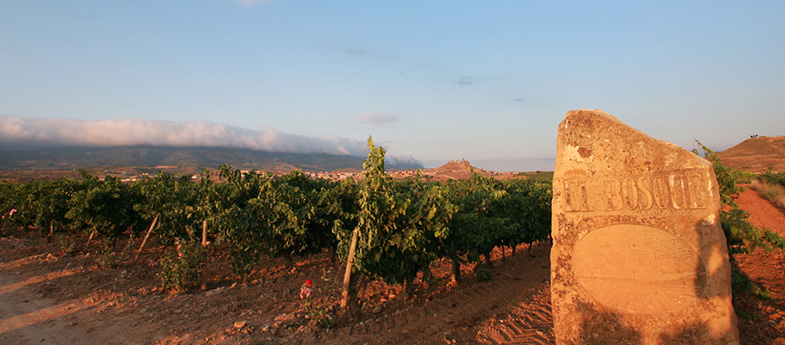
[750,179,785,210]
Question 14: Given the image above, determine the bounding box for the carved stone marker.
[551,110,739,344]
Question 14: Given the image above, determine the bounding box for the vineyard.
[0,139,552,331]
[2,142,785,344]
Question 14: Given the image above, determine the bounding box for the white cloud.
[0,116,362,154]
[0,116,421,166]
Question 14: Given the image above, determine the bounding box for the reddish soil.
[717,136,785,173]
[1,188,783,344]
[731,188,785,344]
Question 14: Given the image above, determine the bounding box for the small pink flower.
[299,286,312,300]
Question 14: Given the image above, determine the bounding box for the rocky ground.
[0,188,783,344]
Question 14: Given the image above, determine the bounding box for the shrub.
[299,279,336,328]
[750,179,785,210]
[101,237,136,268]
[159,240,207,294]
[758,170,785,188]
[57,234,76,255]
[102,238,122,268]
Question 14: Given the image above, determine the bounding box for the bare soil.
[717,136,785,173]
[1,188,783,344]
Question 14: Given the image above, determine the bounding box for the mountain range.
[0,146,423,173]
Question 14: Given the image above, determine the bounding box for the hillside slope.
[717,136,785,172]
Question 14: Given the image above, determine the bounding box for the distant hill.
[717,136,785,172]
[393,159,518,181]
[430,159,484,180]
[0,146,423,173]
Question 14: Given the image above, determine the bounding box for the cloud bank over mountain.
[0,116,420,167]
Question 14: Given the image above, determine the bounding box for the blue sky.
[1,1,783,171]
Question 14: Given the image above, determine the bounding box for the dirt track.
[0,188,783,344]
[0,252,158,344]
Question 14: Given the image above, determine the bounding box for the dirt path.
[0,264,88,345]
[733,188,785,343]
[321,246,553,345]
[0,251,157,345]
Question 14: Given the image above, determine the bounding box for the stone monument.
[551,110,739,344]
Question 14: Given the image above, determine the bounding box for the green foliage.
[443,174,507,265]
[159,240,207,294]
[1,147,555,293]
[693,142,744,208]
[300,280,336,328]
[212,165,333,278]
[66,171,142,238]
[2,179,78,236]
[213,165,274,277]
[439,174,552,277]
[134,172,205,245]
[101,237,135,268]
[721,208,785,255]
[0,183,21,232]
[29,179,75,231]
[474,262,491,281]
[306,302,336,329]
[0,183,15,212]
[2,185,26,229]
[731,264,770,299]
[101,238,122,268]
[57,234,76,255]
[497,178,552,249]
[347,137,456,289]
[694,142,785,253]
[758,170,785,188]
[323,178,360,255]
[267,170,327,260]
[517,171,554,180]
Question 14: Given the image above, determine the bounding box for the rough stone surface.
[551,110,739,344]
